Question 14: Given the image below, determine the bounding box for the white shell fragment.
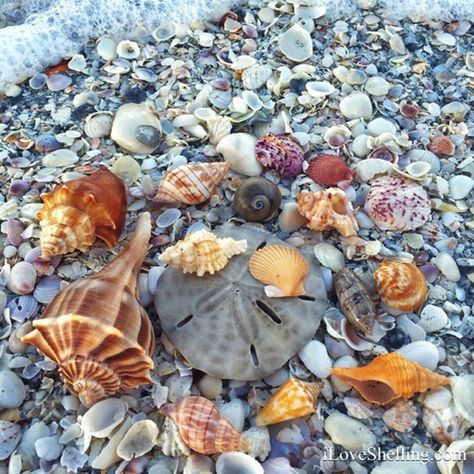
[313,244,345,272]
[0,421,22,460]
[452,375,474,424]
[356,159,392,182]
[325,412,376,451]
[278,24,313,62]
[448,175,474,200]
[216,133,262,176]
[339,92,373,119]
[433,252,461,282]
[116,40,140,59]
[116,420,159,461]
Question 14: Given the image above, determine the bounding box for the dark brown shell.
[233,177,281,222]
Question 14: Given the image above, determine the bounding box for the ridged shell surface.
[306,155,353,188]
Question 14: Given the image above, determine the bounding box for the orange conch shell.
[374,260,428,312]
[256,379,321,426]
[331,353,450,405]
[22,213,155,406]
[37,167,126,258]
[159,396,250,454]
[248,245,309,297]
[296,189,358,237]
[159,229,247,276]
[153,162,231,205]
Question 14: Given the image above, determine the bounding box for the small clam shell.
[33,276,62,304]
[116,420,159,461]
[433,252,461,282]
[404,161,432,178]
[306,81,335,97]
[242,64,273,90]
[452,375,474,424]
[0,370,26,409]
[325,412,376,451]
[314,243,345,272]
[153,24,176,41]
[84,113,113,139]
[323,126,351,148]
[339,92,373,120]
[0,421,22,460]
[298,340,332,378]
[423,387,452,410]
[278,24,313,62]
[97,36,117,61]
[116,40,140,59]
[418,305,448,333]
[7,262,37,295]
[216,452,264,474]
[396,341,439,371]
[6,295,38,322]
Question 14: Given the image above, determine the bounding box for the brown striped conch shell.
[22,212,155,406]
[158,396,250,454]
[37,167,126,258]
[153,162,231,206]
[159,229,247,276]
[256,379,321,426]
[374,260,428,312]
[248,245,309,297]
[331,353,450,405]
[296,189,359,237]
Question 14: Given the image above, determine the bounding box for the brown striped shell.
[21,213,155,406]
[153,162,231,205]
[37,167,127,258]
[159,396,250,454]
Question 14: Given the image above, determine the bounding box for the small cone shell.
[306,155,353,188]
[22,213,155,406]
[256,379,321,426]
[159,396,250,454]
[249,245,309,297]
[331,353,450,406]
[37,167,126,258]
[374,260,428,312]
[153,162,231,205]
[159,230,247,277]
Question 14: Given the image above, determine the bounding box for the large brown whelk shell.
[22,213,155,406]
[37,167,126,258]
[155,225,327,381]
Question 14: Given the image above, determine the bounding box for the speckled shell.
[159,230,247,276]
[429,135,455,156]
[22,213,155,406]
[334,268,376,337]
[331,353,450,405]
[364,175,431,231]
[255,134,304,178]
[37,167,126,258]
[256,379,321,426]
[296,189,359,237]
[306,155,353,188]
[248,245,309,297]
[374,260,428,312]
[159,396,250,454]
[153,162,231,205]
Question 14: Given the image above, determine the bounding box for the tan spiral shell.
[22,213,155,406]
[159,396,250,454]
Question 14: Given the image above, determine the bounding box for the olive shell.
[233,177,281,222]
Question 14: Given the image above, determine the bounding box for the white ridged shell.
[298,340,332,378]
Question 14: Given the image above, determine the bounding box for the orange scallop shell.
[256,379,321,426]
[331,353,450,405]
[153,162,231,205]
[306,155,353,189]
[158,396,250,454]
[374,260,428,312]
[429,136,455,156]
[37,167,126,258]
[248,245,309,297]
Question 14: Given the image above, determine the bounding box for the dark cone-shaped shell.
[306,154,353,188]
[22,212,155,406]
[37,167,126,258]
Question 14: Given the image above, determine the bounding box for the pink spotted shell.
[255,134,304,178]
[364,175,431,231]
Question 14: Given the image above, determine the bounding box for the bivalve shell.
[116,40,140,59]
[84,113,113,139]
[339,92,373,120]
[313,244,345,272]
[307,154,353,188]
[452,375,474,424]
[0,421,22,461]
[7,262,37,295]
[396,341,440,371]
[216,133,262,176]
[278,24,313,62]
[418,305,448,333]
[216,452,264,474]
[298,340,332,378]
[325,412,376,451]
[116,420,159,461]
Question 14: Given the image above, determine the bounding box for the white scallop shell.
[418,305,449,333]
[298,340,333,378]
[206,116,232,146]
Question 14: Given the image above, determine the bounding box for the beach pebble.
[313,244,345,272]
[396,341,439,371]
[339,92,373,119]
[7,262,37,295]
[35,435,63,460]
[216,133,262,176]
[448,175,473,200]
[278,202,306,232]
[0,421,21,461]
[418,305,448,333]
[365,76,391,96]
[325,412,376,450]
[298,340,332,378]
[0,370,26,408]
[116,420,159,461]
[278,24,313,62]
[433,252,461,281]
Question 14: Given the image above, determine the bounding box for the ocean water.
[0,0,473,91]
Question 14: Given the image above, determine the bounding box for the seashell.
[29,73,48,90]
[21,213,155,406]
[242,427,270,461]
[423,387,452,411]
[37,167,127,258]
[432,252,461,282]
[116,40,140,59]
[437,440,474,474]
[153,162,230,206]
[156,208,181,228]
[306,155,353,189]
[323,125,351,148]
[33,275,61,304]
[382,399,418,433]
[400,102,420,118]
[374,260,428,312]
[406,149,440,174]
[216,452,264,474]
[96,36,117,61]
[306,81,335,98]
[35,133,62,154]
[396,341,439,371]
[84,112,113,139]
[339,92,373,120]
[263,458,300,474]
[116,420,159,461]
[111,104,161,154]
[364,76,390,96]
[452,375,474,424]
[46,74,72,92]
[449,175,474,200]
[313,243,345,272]
[159,230,247,277]
[7,262,37,295]
[242,64,273,90]
[367,118,397,136]
[158,417,191,457]
[278,202,306,233]
[0,370,26,409]
[42,149,78,167]
[206,116,232,145]
[334,268,376,337]
[7,295,38,322]
[111,155,141,186]
[255,134,305,179]
[233,177,281,222]
[249,245,309,297]
[153,24,176,42]
[256,379,321,426]
[216,133,262,176]
[298,340,332,378]
[403,161,432,179]
[355,158,393,182]
[331,352,450,405]
[364,175,431,231]
[158,396,250,454]
[184,454,214,474]
[278,24,313,62]
[325,412,376,451]
[7,217,24,246]
[418,305,448,333]
[352,134,372,157]
[215,399,248,433]
[429,135,455,156]
[297,189,359,237]
[423,404,468,445]
[0,421,22,460]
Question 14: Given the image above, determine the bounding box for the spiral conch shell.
[331,353,450,405]
[37,167,126,258]
[159,230,247,276]
[256,379,321,426]
[153,162,231,206]
[374,260,428,312]
[159,396,250,454]
[296,189,359,237]
[22,213,155,406]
